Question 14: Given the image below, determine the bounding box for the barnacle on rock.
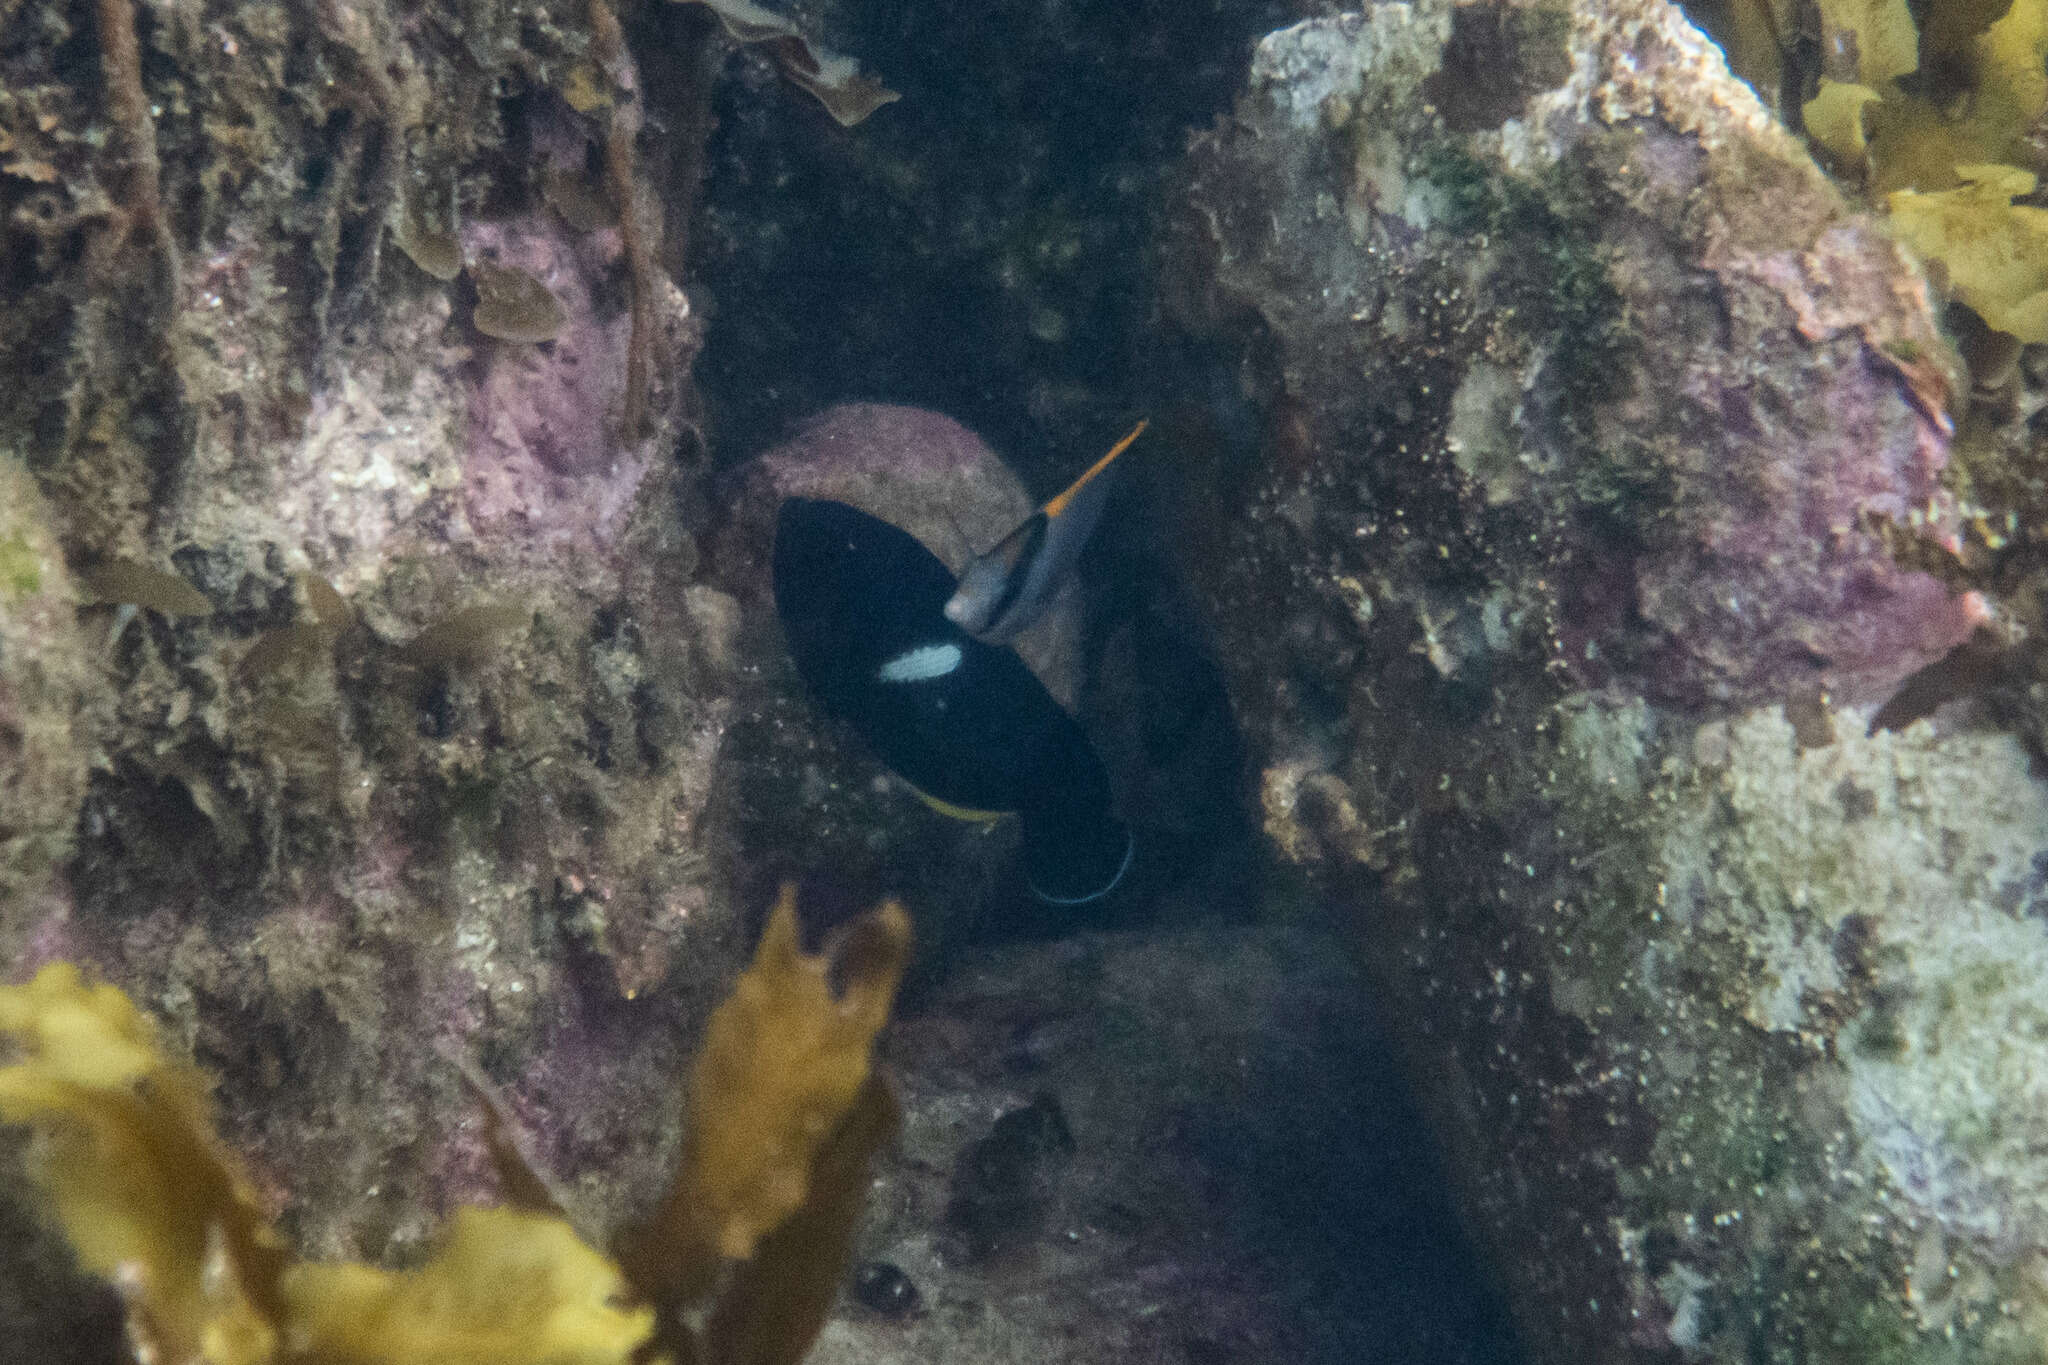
[0,885,911,1365]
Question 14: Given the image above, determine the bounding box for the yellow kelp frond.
[4,887,911,1365]
[1758,0,2048,350]
[1803,78,1884,168]
[0,962,287,1365]
[1813,0,1918,85]
[1968,0,2048,158]
[1863,0,2048,192]
[1889,165,2048,343]
[682,890,908,1260]
[702,1076,901,1365]
[280,1207,656,1365]
[621,886,911,1308]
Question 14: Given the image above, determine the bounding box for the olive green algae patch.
[0,458,98,939]
[0,535,42,601]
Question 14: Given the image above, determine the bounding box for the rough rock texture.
[0,460,100,928]
[794,919,1518,1365]
[1166,2,1976,717]
[1161,2,2048,1362]
[0,0,1512,1361]
[0,0,737,1321]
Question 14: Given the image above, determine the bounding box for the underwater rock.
[460,211,700,553]
[0,0,741,1316]
[0,460,99,953]
[1163,2,2048,1362]
[1165,6,1972,716]
[944,1092,1076,1262]
[844,918,1520,1362]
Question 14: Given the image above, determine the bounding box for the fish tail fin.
[1022,813,1133,905]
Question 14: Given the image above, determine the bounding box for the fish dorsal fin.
[1042,419,1146,520]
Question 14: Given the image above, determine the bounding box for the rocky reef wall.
[1160,1,2048,1361]
[0,0,736,1328]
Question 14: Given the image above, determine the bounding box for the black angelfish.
[773,496,1132,905]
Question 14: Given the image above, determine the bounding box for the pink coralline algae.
[1616,340,1975,708]
[1596,219,1980,709]
[747,403,1037,572]
[1163,29,1977,714]
[458,215,689,554]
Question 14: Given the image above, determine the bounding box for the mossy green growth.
[1418,140,1528,235]
[0,535,42,600]
[1419,141,1631,390]
[1419,139,1656,527]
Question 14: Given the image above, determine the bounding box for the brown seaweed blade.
[672,0,900,126]
[470,262,569,343]
[76,556,212,616]
[701,1075,901,1365]
[1868,626,2011,733]
[617,885,910,1323]
[451,1055,579,1225]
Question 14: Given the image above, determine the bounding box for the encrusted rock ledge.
[1161,2,2048,1361]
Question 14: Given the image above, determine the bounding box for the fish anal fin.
[909,784,1011,825]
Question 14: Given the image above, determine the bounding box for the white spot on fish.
[878,642,962,683]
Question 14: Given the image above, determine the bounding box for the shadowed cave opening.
[679,1,1530,1361]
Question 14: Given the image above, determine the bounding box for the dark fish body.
[774,497,1131,904]
[944,420,1146,644]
